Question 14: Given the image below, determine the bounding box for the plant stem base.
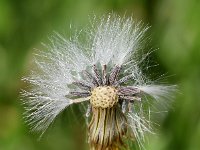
[88,105,127,150]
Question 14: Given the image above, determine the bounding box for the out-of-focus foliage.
[0,0,199,150]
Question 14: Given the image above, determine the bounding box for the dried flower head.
[21,14,176,150]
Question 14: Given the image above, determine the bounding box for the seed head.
[21,14,177,149]
[90,86,118,108]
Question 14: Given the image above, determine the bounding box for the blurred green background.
[0,0,200,150]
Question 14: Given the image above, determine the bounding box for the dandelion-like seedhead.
[21,14,176,150]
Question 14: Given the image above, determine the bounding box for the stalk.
[88,105,127,150]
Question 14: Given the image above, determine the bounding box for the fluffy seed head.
[90,86,118,108]
[21,14,177,149]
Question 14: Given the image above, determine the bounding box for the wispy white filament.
[138,85,177,100]
[89,15,148,66]
[21,14,176,147]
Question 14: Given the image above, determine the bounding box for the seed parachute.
[21,14,176,150]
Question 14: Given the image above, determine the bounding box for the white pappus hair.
[21,14,176,148]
